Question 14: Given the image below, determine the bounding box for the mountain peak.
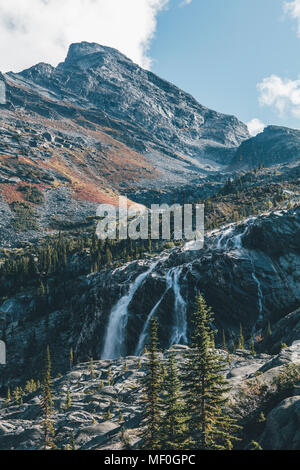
[4,40,249,188]
[62,41,132,68]
[230,124,300,170]
[20,62,55,79]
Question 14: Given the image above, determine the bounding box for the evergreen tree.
[250,337,256,355]
[69,347,74,371]
[222,330,227,351]
[105,247,113,266]
[65,390,71,409]
[41,346,55,449]
[70,432,76,451]
[237,324,245,350]
[89,357,95,378]
[141,317,163,450]
[28,255,39,277]
[6,386,11,404]
[183,293,240,450]
[160,350,188,449]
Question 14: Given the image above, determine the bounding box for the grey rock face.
[260,396,300,450]
[230,125,300,170]
[2,207,300,389]
[0,344,299,450]
[258,341,300,373]
[267,309,300,353]
[86,207,300,357]
[8,41,249,167]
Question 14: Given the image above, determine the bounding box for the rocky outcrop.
[0,343,299,450]
[90,207,300,358]
[260,396,300,450]
[268,309,300,353]
[230,126,300,170]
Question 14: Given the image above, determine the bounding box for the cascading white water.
[232,223,252,250]
[170,267,188,345]
[101,260,161,359]
[135,266,187,355]
[102,216,266,360]
[135,269,174,355]
[252,272,263,319]
[214,217,256,251]
[216,226,235,250]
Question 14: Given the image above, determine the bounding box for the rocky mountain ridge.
[0,41,252,247]
[230,125,300,170]
[14,41,250,166]
[2,42,300,248]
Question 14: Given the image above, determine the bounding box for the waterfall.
[135,266,187,355]
[252,272,263,319]
[216,226,235,250]
[215,217,256,251]
[250,269,264,337]
[101,260,161,359]
[102,216,264,360]
[135,270,174,355]
[170,267,188,345]
[232,223,252,250]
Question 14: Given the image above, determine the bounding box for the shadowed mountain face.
[230,126,300,170]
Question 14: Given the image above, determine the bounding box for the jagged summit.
[20,62,55,80]
[61,41,132,68]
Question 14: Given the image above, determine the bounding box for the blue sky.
[2,0,300,134]
[150,0,300,133]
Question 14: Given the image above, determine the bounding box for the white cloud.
[255,2,300,120]
[0,0,169,72]
[284,0,300,35]
[257,74,300,118]
[180,0,193,6]
[247,118,266,137]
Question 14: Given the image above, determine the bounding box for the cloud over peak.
[0,0,169,72]
[247,118,266,137]
[258,74,300,118]
[254,1,300,121]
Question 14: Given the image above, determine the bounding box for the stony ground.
[1,342,300,450]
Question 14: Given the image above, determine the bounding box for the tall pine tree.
[160,349,188,449]
[141,317,163,450]
[183,293,239,450]
[237,324,245,350]
[41,346,55,449]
